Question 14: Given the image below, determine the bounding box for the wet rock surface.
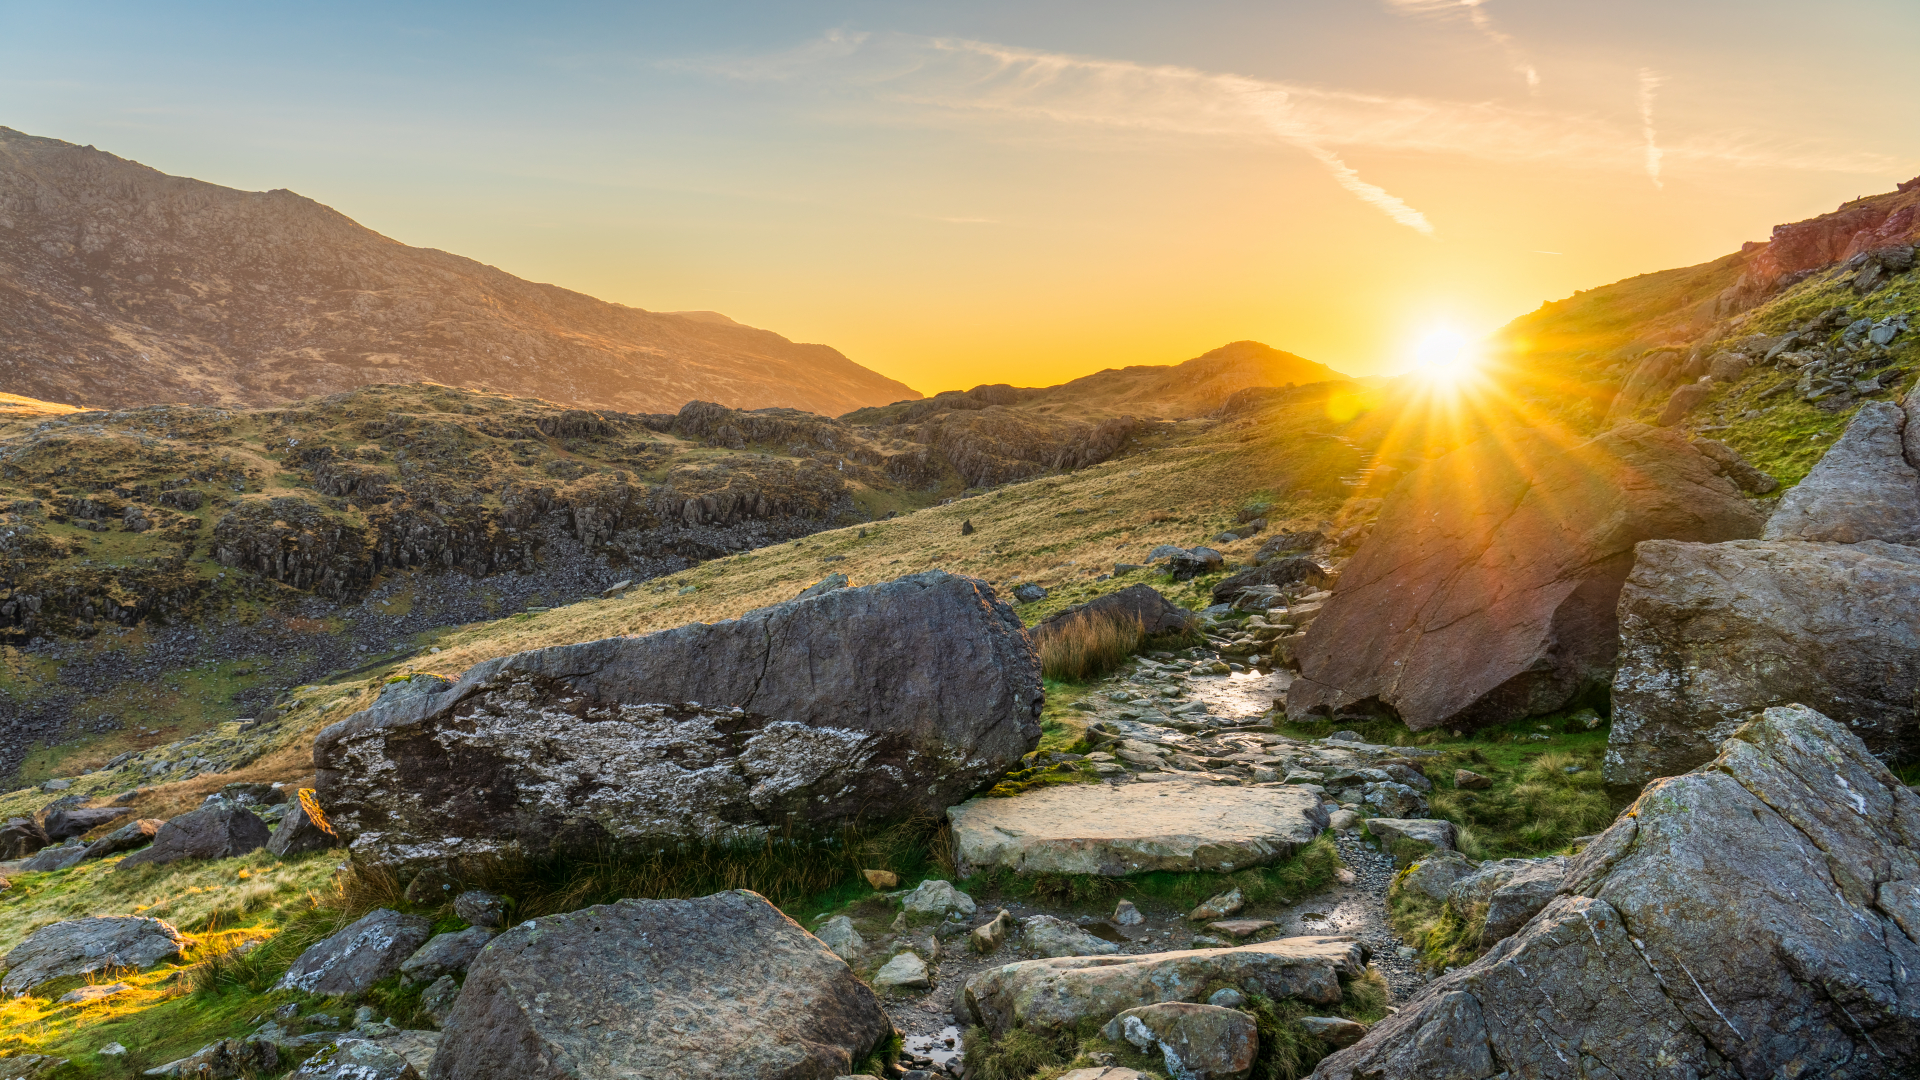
[315,571,1043,867]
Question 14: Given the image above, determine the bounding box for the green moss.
[967,832,1341,912]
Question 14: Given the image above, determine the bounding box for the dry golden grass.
[1036,609,1146,682]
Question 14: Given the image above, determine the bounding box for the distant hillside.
[0,127,920,415]
[847,340,1345,424]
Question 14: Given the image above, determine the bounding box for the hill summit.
[0,126,919,415]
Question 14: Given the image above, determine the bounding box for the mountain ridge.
[0,126,921,416]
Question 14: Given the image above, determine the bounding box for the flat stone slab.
[949,778,1328,876]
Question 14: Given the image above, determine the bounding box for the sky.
[2,1,1916,394]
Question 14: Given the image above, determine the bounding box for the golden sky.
[5,2,1916,394]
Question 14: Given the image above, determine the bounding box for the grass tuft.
[1036,609,1147,683]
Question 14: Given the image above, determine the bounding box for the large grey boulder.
[1,915,188,995]
[276,909,433,995]
[1444,856,1568,949]
[116,802,271,870]
[1763,400,1920,543]
[949,778,1326,876]
[1608,538,1920,786]
[428,890,892,1080]
[1102,1002,1258,1080]
[962,936,1369,1035]
[18,841,86,872]
[1312,704,1920,1079]
[315,572,1042,868]
[1288,425,1762,732]
[0,817,49,860]
[43,806,129,841]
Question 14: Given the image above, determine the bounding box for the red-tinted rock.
[1286,425,1762,732]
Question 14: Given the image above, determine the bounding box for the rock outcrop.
[1102,1002,1257,1080]
[962,936,1369,1035]
[116,802,271,870]
[429,890,891,1080]
[1288,424,1763,731]
[948,778,1326,876]
[315,572,1043,869]
[1,916,187,995]
[1314,704,1920,1079]
[1608,539,1920,786]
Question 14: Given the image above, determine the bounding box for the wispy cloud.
[1384,0,1538,90]
[686,32,1896,232]
[1638,68,1665,188]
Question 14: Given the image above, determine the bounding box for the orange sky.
[6,2,1917,394]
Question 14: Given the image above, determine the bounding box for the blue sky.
[4,1,1916,390]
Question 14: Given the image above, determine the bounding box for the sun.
[1411,328,1481,385]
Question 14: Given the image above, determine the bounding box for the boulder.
[1362,819,1455,861]
[971,909,1016,954]
[18,841,85,872]
[267,789,343,857]
[1690,437,1779,494]
[1102,1002,1258,1080]
[429,890,892,1080]
[1452,769,1491,790]
[315,572,1043,868]
[1654,381,1710,426]
[901,880,976,917]
[116,803,271,870]
[1445,857,1568,949]
[961,936,1368,1035]
[1608,539,1920,786]
[951,779,1326,877]
[1763,400,1920,543]
[153,1038,280,1079]
[276,909,434,996]
[42,806,128,841]
[1211,557,1329,605]
[1,915,188,995]
[815,915,865,961]
[1030,585,1196,644]
[399,927,494,985]
[795,572,849,600]
[218,782,287,806]
[80,818,162,861]
[1360,782,1426,818]
[1299,1016,1368,1048]
[452,890,506,928]
[1314,704,1920,1080]
[0,817,49,860]
[1393,852,1478,904]
[872,951,932,995]
[1169,548,1225,581]
[420,975,461,1029]
[0,1055,68,1079]
[1189,889,1245,921]
[1255,531,1324,564]
[1020,915,1120,958]
[286,1040,419,1080]
[1288,424,1762,732]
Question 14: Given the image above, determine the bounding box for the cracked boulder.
[1312,704,1920,1080]
[1288,424,1761,732]
[429,890,891,1079]
[1608,538,1920,787]
[314,572,1042,868]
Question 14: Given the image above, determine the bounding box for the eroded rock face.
[428,890,891,1080]
[949,779,1326,877]
[315,572,1042,868]
[962,936,1368,1035]
[1763,400,1920,543]
[1,916,187,996]
[1314,704,1920,1080]
[1288,425,1762,732]
[1608,539,1920,786]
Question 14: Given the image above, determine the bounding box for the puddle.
[906,1026,963,1065]
[1084,920,1129,943]
[1190,668,1293,719]
[1299,911,1328,922]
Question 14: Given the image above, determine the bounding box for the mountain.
[848,340,1346,423]
[0,126,920,415]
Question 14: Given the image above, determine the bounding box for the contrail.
[1386,0,1538,90]
[1639,69,1665,188]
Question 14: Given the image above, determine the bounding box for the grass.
[1037,609,1147,682]
[1386,883,1487,974]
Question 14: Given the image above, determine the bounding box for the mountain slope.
[0,126,920,415]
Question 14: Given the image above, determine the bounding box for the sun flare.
[1411,328,1481,385]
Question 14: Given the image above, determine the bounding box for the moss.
[968,832,1341,913]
